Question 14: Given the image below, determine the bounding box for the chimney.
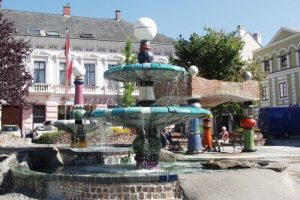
[253,33,262,45]
[115,10,121,21]
[237,25,246,37]
[63,3,71,17]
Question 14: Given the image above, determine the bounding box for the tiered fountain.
[45,17,211,169]
[89,17,211,168]
[9,17,212,199]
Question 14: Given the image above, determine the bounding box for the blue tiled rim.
[104,63,187,76]
[11,167,178,183]
[91,106,211,117]
[103,63,188,82]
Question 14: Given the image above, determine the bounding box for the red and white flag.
[64,31,73,97]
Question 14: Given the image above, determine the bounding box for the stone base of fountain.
[11,167,182,200]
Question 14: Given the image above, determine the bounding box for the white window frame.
[278,82,288,98]
[262,86,269,101]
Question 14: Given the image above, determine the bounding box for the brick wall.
[155,77,260,107]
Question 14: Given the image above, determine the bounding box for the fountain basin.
[104,63,187,82]
[91,106,211,129]
[11,166,182,199]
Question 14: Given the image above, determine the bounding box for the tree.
[170,27,261,130]
[169,27,245,81]
[240,61,266,82]
[0,13,32,108]
[119,38,137,107]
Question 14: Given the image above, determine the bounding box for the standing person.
[214,126,229,152]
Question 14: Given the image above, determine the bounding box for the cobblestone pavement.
[0,138,300,199]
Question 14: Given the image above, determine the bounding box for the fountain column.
[240,73,256,152]
[202,118,213,151]
[71,65,87,148]
[187,98,202,154]
[132,17,161,168]
[241,101,257,152]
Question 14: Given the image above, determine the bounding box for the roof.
[1,9,174,44]
[268,27,300,45]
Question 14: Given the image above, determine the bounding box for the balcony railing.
[29,83,53,93]
[30,84,139,96]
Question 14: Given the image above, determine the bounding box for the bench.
[168,132,187,151]
[219,132,244,153]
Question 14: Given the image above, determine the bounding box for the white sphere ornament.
[242,71,252,81]
[134,17,157,41]
[73,64,86,77]
[188,65,198,78]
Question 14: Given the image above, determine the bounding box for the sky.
[2,0,300,45]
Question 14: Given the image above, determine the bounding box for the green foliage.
[240,61,266,82]
[34,131,62,144]
[211,102,244,128]
[111,126,132,135]
[123,38,137,65]
[119,38,137,107]
[212,102,243,117]
[120,82,136,107]
[169,27,245,81]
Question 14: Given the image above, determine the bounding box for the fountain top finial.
[73,64,86,77]
[134,17,157,41]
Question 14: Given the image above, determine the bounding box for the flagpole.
[64,28,69,120]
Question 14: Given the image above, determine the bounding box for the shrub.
[111,126,132,136]
[34,131,63,144]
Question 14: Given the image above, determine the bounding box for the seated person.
[214,126,229,152]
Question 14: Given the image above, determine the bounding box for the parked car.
[0,125,22,138]
[32,125,57,140]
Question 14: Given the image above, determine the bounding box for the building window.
[280,55,287,69]
[59,62,70,85]
[107,64,119,88]
[262,86,269,101]
[33,105,46,123]
[84,63,95,85]
[263,60,270,72]
[58,105,71,120]
[34,61,45,83]
[279,82,288,98]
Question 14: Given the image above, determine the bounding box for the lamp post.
[240,101,257,152]
[71,64,87,148]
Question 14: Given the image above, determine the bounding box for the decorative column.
[187,98,202,154]
[71,64,87,148]
[132,17,160,168]
[240,101,257,152]
[201,117,213,151]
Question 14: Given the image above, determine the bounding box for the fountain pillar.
[241,102,257,152]
[133,128,161,169]
[201,118,213,151]
[187,99,202,154]
[71,65,87,148]
[74,77,84,105]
